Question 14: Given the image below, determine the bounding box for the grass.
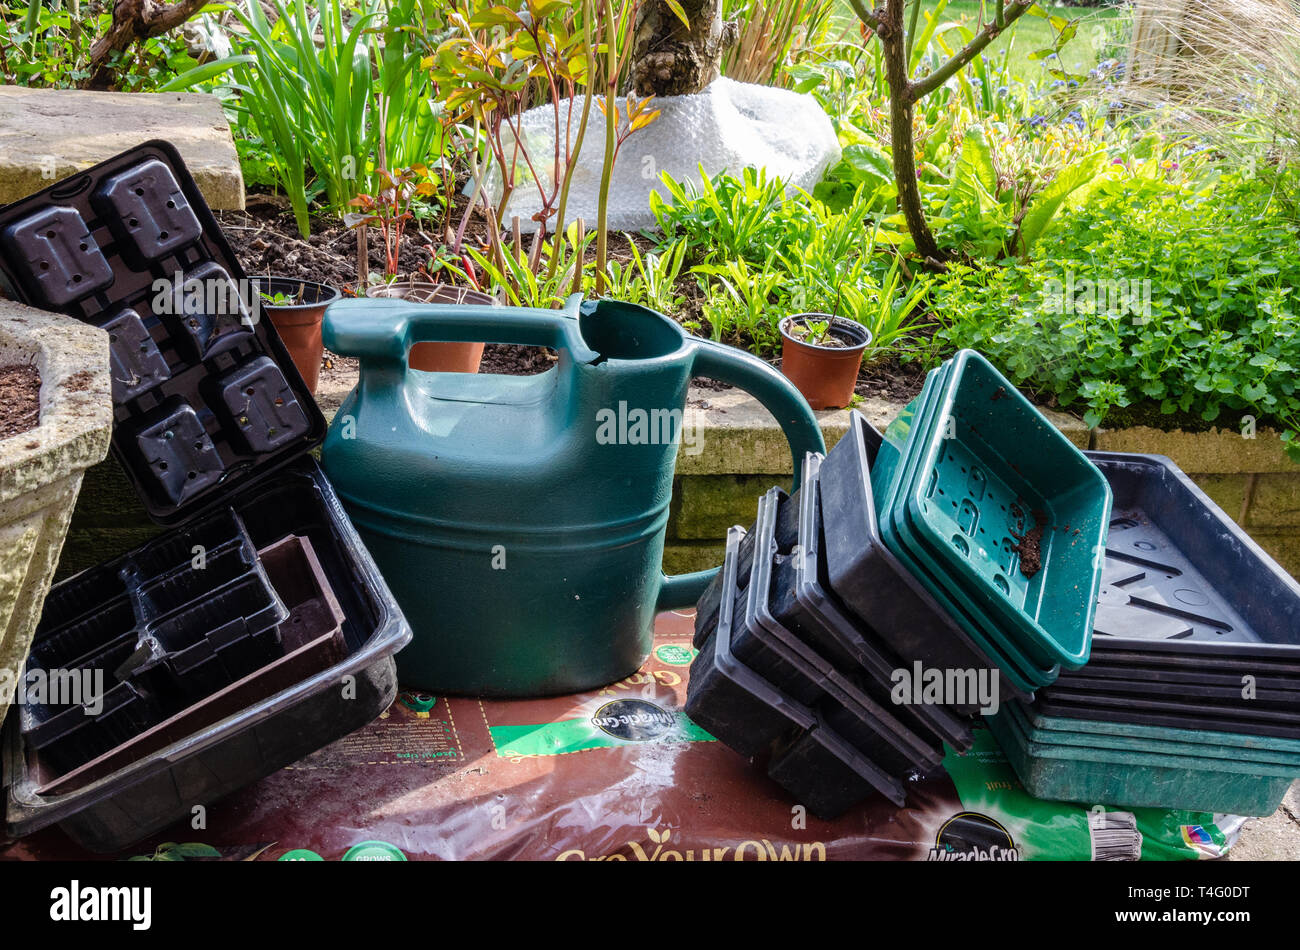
[831,1,1128,78]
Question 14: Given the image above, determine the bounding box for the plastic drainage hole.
[45,230,55,239]
[951,535,970,556]
[72,274,82,283]
[79,242,88,251]
[273,397,284,407]
[166,200,176,209]
[39,261,49,270]
[192,441,203,451]
[159,231,169,240]
[993,574,1010,594]
[245,387,255,396]
[135,188,144,196]
[129,218,139,228]
[158,461,168,470]
[187,471,197,480]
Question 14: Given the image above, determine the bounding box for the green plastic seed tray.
[1001,701,1300,767]
[900,350,1111,670]
[986,706,1298,815]
[876,366,1058,692]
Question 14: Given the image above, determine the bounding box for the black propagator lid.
[0,140,327,525]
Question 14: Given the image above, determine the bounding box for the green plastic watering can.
[321,294,824,696]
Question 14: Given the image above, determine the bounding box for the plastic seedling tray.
[34,534,349,796]
[1032,692,1300,741]
[819,409,1009,695]
[770,453,974,747]
[1066,661,1300,693]
[874,375,1058,692]
[1052,669,1300,707]
[1088,647,1300,678]
[1000,701,1300,766]
[1021,702,1300,755]
[737,490,944,773]
[685,527,906,812]
[1084,452,1300,660]
[986,704,1297,815]
[693,488,800,648]
[897,351,1111,670]
[0,141,325,525]
[4,460,412,853]
[1036,686,1300,730]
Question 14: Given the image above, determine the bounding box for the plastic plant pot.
[364,281,494,373]
[894,350,1112,671]
[819,409,1017,702]
[251,277,342,395]
[770,453,974,749]
[778,313,870,410]
[685,526,905,815]
[737,489,945,775]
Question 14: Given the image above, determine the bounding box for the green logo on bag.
[342,841,407,861]
[655,644,697,666]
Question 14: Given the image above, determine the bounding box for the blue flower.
[996,85,1009,96]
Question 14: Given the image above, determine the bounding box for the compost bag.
[0,611,1242,861]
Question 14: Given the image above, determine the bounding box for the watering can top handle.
[656,337,827,611]
[323,293,597,366]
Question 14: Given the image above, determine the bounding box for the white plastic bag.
[480,76,841,233]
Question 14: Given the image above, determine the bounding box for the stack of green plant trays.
[870,350,1113,695]
[986,702,1300,816]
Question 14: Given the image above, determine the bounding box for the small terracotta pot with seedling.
[253,276,341,395]
[779,312,872,410]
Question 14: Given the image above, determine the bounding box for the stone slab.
[0,86,244,210]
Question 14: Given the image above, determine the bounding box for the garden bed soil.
[0,363,41,441]
[218,199,928,401]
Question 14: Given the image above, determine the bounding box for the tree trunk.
[631,0,738,97]
[83,0,209,89]
[879,0,944,264]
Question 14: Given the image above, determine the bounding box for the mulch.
[0,363,42,441]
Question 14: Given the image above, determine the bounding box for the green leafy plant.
[127,841,221,862]
[694,254,787,352]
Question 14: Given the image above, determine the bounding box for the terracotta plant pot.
[778,313,872,410]
[364,281,495,373]
[252,277,341,395]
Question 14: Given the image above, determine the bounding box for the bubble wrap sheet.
[479,77,841,233]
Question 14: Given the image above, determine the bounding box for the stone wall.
[662,391,1300,579]
[51,378,1300,584]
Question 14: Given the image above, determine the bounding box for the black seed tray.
[0,141,325,524]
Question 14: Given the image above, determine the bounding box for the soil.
[220,196,931,399]
[1011,507,1048,580]
[0,363,42,441]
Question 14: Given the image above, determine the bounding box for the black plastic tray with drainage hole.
[769,452,975,749]
[1083,451,1300,661]
[729,489,944,775]
[1032,690,1300,740]
[0,141,325,524]
[685,526,906,814]
[818,411,1020,700]
[4,460,413,853]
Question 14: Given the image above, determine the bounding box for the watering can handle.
[656,338,826,611]
[323,294,597,367]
